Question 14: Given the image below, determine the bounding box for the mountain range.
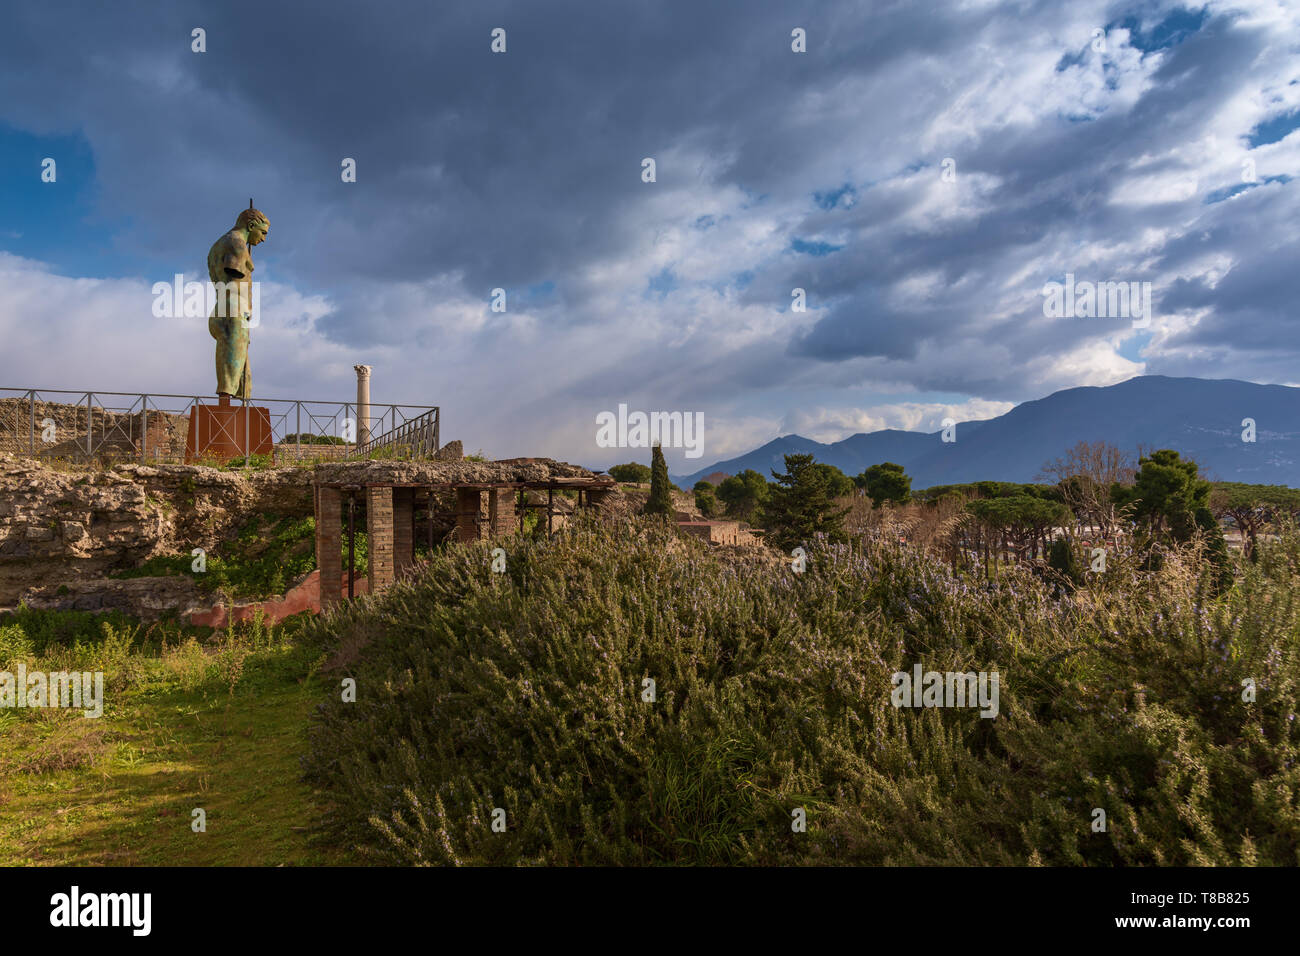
[673,376,1300,489]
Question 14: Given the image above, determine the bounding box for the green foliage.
[223,453,275,470]
[609,462,653,484]
[966,495,1069,533]
[112,515,324,601]
[1213,482,1300,515]
[0,605,150,658]
[1113,449,1211,542]
[693,480,719,517]
[812,463,856,499]
[761,454,850,552]
[281,433,347,446]
[1195,506,1233,594]
[919,481,1058,503]
[859,462,912,507]
[1046,537,1084,589]
[1212,482,1300,560]
[715,469,769,519]
[643,446,674,517]
[0,605,308,698]
[303,517,1300,866]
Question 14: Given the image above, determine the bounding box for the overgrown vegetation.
[301,512,1300,865]
[111,514,336,601]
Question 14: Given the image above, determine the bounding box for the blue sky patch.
[791,237,843,257]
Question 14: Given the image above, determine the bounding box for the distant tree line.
[610,438,1300,592]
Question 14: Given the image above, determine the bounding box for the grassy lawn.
[0,609,356,866]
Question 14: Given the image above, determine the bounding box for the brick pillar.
[394,487,415,576]
[316,486,343,609]
[367,486,394,593]
[488,488,516,538]
[456,487,483,542]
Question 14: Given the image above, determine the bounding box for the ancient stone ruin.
[312,457,617,608]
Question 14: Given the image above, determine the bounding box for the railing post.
[141,394,148,462]
[296,401,301,460]
[28,390,35,457]
[243,398,250,467]
[86,392,93,458]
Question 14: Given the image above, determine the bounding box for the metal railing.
[0,388,440,465]
[356,407,440,459]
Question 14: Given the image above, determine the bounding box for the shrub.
[1046,536,1084,591]
[609,462,652,484]
[693,481,718,517]
[302,516,1300,866]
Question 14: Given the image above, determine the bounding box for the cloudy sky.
[1,0,1297,472]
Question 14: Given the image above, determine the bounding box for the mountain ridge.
[672,376,1300,488]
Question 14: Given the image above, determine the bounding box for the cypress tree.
[644,444,674,518]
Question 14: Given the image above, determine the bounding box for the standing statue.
[207,202,269,402]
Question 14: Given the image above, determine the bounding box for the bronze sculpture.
[207,201,269,402]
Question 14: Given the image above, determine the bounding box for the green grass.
[0,609,354,866]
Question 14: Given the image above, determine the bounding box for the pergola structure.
[312,459,616,609]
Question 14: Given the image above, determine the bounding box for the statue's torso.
[207,229,254,283]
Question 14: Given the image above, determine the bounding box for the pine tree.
[644,444,674,518]
[762,453,850,552]
[857,462,912,508]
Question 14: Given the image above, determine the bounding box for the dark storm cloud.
[1,0,1298,452]
[784,9,1299,401]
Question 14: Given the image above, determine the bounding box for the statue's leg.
[233,316,251,400]
[237,350,251,401]
[209,313,243,398]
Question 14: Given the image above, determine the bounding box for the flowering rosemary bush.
[302,516,1300,865]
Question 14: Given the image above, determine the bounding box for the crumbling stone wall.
[0,456,313,605]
